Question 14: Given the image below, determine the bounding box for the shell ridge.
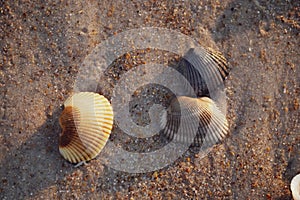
[59,92,114,164]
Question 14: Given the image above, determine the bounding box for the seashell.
[160,96,228,147]
[177,47,229,97]
[59,92,113,163]
[160,47,229,147]
[291,174,300,200]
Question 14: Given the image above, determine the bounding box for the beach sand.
[1,0,299,199]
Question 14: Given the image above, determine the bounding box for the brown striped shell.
[59,92,113,163]
[176,47,229,97]
[159,47,229,147]
[160,96,228,147]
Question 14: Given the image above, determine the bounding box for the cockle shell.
[59,92,113,163]
[291,174,300,200]
[177,47,229,97]
[160,47,229,147]
[160,96,228,147]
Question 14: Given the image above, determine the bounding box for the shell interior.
[59,92,113,163]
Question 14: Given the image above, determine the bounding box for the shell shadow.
[0,108,77,199]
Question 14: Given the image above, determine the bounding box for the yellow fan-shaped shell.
[59,92,113,163]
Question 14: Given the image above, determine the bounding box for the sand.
[1,0,299,199]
